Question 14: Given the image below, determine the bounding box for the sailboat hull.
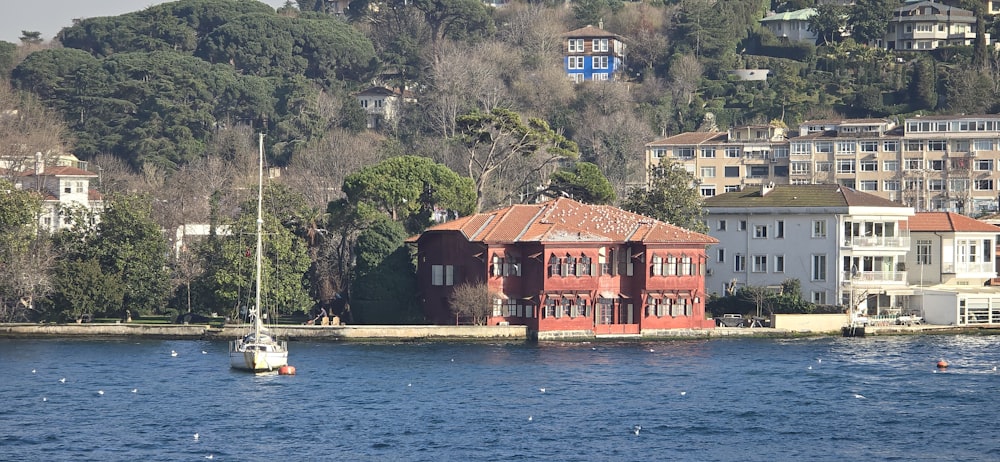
[229,338,289,372]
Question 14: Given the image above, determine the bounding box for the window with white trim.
[752,255,767,273]
[568,39,584,52]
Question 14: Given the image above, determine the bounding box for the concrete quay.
[0,322,989,342]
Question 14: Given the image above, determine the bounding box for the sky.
[2,0,290,44]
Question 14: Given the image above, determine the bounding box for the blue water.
[3,335,1000,461]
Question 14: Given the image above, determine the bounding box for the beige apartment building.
[646,114,1000,216]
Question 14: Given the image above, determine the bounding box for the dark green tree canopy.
[57,0,275,57]
[342,155,476,232]
[545,161,616,205]
[623,164,707,233]
[849,0,893,46]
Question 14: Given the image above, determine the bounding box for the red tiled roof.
[416,197,717,245]
[908,212,1000,233]
[20,166,97,177]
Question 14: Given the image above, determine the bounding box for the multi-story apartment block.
[702,183,915,315]
[645,123,790,196]
[883,1,988,50]
[647,114,1000,216]
[562,25,626,83]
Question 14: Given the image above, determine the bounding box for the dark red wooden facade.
[411,198,718,334]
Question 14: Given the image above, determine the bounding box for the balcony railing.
[942,262,996,274]
[843,236,911,249]
[842,271,908,284]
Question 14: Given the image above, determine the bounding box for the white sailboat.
[229,134,289,372]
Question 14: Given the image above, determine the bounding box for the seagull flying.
[680,391,687,396]
[539,388,546,393]
[205,455,213,460]
[633,425,642,436]
[97,390,104,396]
[31,369,36,374]
[202,351,207,355]
[193,433,199,441]
[854,394,865,399]
[132,389,138,393]
[59,378,66,383]
[528,416,533,422]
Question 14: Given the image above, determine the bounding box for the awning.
[663,292,678,299]
[576,292,591,299]
[646,292,663,300]
[600,291,617,299]
[495,293,509,300]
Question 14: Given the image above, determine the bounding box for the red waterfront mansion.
[410,198,718,336]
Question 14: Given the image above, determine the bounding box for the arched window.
[548,254,560,276]
[681,255,693,275]
[666,255,677,276]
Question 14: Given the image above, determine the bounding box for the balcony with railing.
[842,271,908,286]
[942,261,996,275]
[843,235,910,251]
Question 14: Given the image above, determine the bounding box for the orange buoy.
[278,365,296,375]
[936,360,949,369]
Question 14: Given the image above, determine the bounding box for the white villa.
[703,183,915,313]
[905,212,1000,326]
[8,153,102,233]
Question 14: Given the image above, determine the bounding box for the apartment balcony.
[842,235,910,251]
[842,271,908,286]
[942,262,995,275]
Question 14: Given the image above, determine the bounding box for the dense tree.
[349,215,420,323]
[623,164,707,233]
[0,179,47,322]
[808,4,845,46]
[93,194,172,316]
[57,0,274,56]
[544,162,616,205]
[849,0,893,46]
[455,108,579,212]
[199,184,312,318]
[49,258,125,322]
[342,155,476,232]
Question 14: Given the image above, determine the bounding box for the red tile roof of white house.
[908,212,1000,233]
[413,197,717,245]
[19,165,98,177]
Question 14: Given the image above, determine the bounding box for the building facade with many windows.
[410,198,718,336]
[647,115,1000,215]
[702,183,915,313]
[561,25,626,83]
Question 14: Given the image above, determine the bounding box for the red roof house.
[410,198,719,337]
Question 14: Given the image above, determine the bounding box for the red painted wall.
[417,232,715,332]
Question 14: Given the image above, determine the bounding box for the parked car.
[715,314,745,327]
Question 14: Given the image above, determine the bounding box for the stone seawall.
[0,323,529,341]
[0,322,979,342]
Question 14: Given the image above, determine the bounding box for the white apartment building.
[883,1,988,51]
[703,183,914,314]
[647,114,1000,215]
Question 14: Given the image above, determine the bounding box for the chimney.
[34,151,43,174]
[761,182,775,196]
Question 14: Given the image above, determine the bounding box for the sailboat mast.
[255,133,264,334]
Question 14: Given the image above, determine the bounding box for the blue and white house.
[562,25,626,83]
